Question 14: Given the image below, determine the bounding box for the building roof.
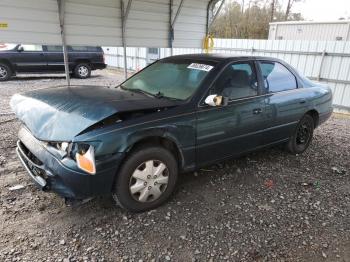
[0,0,220,48]
[269,20,350,26]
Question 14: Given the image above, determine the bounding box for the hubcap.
[0,66,7,78]
[129,160,169,203]
[296,123,311,145]
[78,66,88,77]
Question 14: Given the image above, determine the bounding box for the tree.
[284,0,302,20]
[270,0,276,22]
[210,0,303,39]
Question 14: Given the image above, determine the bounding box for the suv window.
[211,62,258,100]
[258,61,297,92]
[0,43,17,50]
[46,45,63,52]
[20,45,43,52]
[70,46,88,51]
[69,46,99,52]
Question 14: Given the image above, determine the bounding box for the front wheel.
[286,114,314,154]
[74,63,91,79]
[0,63,12,81]
[112,146,178,212]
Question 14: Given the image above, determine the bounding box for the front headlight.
[73,143,96,175]
[49,142,97,175]
[49,141,70,153]
[59,142,69,152]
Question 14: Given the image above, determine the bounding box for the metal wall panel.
[0,0,213,48]
[269,22,350,41]
[0,0,61,44]
[64,0,122,46]
[126,0,169,47]
[103,46,148,70]
[172,0,208,48]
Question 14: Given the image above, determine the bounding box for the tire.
[113,146,178,212]
[74,63,91,79]
[0,63,12,81]
[286,114,314,154]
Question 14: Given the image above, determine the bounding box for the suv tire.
[113,146,178,212]
[74,63,91,79]
[0,63,12,81]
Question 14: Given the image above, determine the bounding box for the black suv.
[0,44,107,81]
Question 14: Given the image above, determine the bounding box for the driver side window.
[212,62,258,100]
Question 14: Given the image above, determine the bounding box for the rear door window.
[69,46,99,52]
[258,61,297,93]
[46,45,63,52]
[69,46,88,52]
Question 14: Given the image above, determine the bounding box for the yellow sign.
[0,23,8,29]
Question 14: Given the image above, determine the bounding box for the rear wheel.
[113,146,178,212]
[74,63,91,79]
[287,114,314,154]
[0,63,12,81]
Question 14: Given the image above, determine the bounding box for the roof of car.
[163,53,278,63]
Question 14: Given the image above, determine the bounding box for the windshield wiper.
[154,91,183,101]
[154,91,164,98]
[120,86,181,101]
[131,89,154,97]
[120,86,155,98]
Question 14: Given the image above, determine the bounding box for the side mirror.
[17,46,24,52]
[204,94,228,107]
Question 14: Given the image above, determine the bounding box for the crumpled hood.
[10,85,177,141]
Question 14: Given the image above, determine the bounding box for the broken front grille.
[17,141,48,180]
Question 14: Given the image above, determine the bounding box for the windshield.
[121,60,215,100]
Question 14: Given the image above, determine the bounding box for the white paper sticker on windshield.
[187,63,213,72]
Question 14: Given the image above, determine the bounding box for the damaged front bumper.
[16,127,124,199]
[16,141,48,189]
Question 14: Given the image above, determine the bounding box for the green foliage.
[210,0,303,39]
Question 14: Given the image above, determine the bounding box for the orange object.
[76,146,96,174]
[264,179,274,189]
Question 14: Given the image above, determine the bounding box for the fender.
[123,126,195,171]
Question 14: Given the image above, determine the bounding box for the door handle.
[299,99,306,104]
[253,108,262,114]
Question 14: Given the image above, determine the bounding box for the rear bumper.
[319,109,333,126]
[92,63,107,70]
[16,127,124,199]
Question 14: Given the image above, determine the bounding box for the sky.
[291,0,350,21]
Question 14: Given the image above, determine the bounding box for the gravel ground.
[0,70,349,262]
